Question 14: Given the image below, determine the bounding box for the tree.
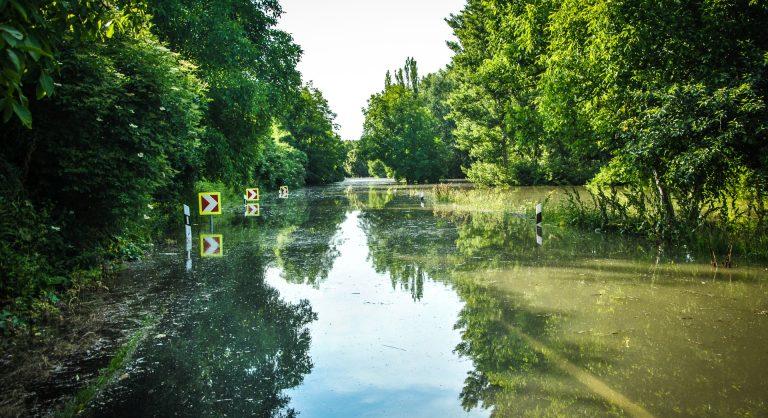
[360,59,449,183]
[0,28,207,316]
[280,85,346,184]
[545,0,768,232]
[446,0,552,186]
[344,140,369,177]
[421,70,466,178]
[147,0,304,188]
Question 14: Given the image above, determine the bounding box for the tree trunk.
[653,169,675,228]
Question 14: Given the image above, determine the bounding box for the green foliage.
[1,27,206,328]
[147,0,303,188]
[614,83,767,228]
[5,34,204,253]
[357,0,768,239]
[421,70,466,178]
[443,0,768,188]
[367,159,390,179]
[280,85,346,184]
[256,131,308,190]
[0,0,149,127]
[343,140,368,177]
[1,0,347,329]
[0,196,64,331]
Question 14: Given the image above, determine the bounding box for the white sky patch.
[277,0,465,140]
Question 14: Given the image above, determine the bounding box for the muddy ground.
[0,257,177,417]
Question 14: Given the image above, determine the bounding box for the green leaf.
[1,31,19,47]
[11,100,31,127]
[6,49,20,71]
[0,24,23,40]
[39,72,54,96]
[19,34,51,61]
[104,20,115,38]
[17,44,53,60]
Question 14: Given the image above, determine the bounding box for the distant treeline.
[355,0,768,241]
[0,0,346,329]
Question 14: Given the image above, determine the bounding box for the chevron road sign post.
[198,192,221,215]
[200,234,224,257]
[536,203,543,225]
[245,203,260,217]
[183,204,191,225]
[198,192,221,232]
[246,188,259,201]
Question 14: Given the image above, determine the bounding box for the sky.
[277,0,466,140]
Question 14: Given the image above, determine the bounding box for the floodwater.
[82,179,767,417]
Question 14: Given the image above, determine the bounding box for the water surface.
[87,179,768,417]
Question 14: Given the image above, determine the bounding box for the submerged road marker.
[183,204,192,271]
[200,234,224,257]
[535,203,543,225]
[245,203,260,217]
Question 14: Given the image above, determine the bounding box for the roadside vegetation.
[354,0,768,251]
[1,1,346,333]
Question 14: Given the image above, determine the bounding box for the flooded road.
[85,179,768,417]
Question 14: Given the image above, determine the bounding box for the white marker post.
[183,204,191,225]
[535,203,543,246]
[183,204,192,271]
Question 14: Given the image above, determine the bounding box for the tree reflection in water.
[362,206,628,416]
[273,194,348,287]
[360,187,458,300]
[91,240,317,417]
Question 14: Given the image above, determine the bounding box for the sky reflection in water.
[267,211,486,418]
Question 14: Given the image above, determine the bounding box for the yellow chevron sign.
[198,192,222,215]
[200,234,223,257]
[245,203,260,217]
[245,188,259,201]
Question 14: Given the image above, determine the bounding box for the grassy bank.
[428,183,768,262]
[55,315,155,418]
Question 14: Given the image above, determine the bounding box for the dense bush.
[367,160,390,179]
[1,30,206,329]
[343,140,369,177]
[256,133,308,190]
